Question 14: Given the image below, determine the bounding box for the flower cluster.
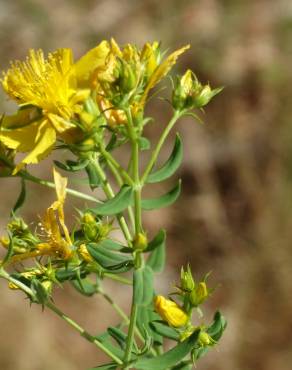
[0,39,225,369]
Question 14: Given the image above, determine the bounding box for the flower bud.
[180,264,195,292]
[189,281,209,307]
[154,295,188,328]
[120,61,137,93]
[133,232,148,251]
[198,331,215,346]
[82,212,99,241]
[193,85,223,108]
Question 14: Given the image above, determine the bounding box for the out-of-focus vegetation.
[0,0,291,369]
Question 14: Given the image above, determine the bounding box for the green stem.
[99,144,135,186]
[19,171,99,203]
[123,303,138,368]
[0,269,122,365]
[141,111,181,184]
[90,158,132,244]
[46,301,123,364]
[101,147,135,233]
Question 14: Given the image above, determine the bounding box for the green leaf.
[56,266,87,282]
[207,311,227,341]
[146,237,165,273]
[138,137,151,151]
[12,178,26,214]
[71,277,99,296]
[149,321,180,341]
[137,306,163,345]
[89,363,117,370]
[141,180,181,210]
[54,159,89,172]
[133,266,154,306]
[134,329,200,370]
[107,327,127,350]
[90,185,133,215]
[87,242,133,270]
[144,229,166,252]
[94,333,124,360]
[85,162,102,189]
[147,134,183,183]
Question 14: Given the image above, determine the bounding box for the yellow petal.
[1,107,41,129]
[154,295,188,328]
[13,120,56,173]
[74,41,110,87]
[140,45,190,106]
[53,167,67,203]
[0,120,43,152]
[47,113,75,133]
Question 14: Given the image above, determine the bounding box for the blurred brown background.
[0,0,292,369]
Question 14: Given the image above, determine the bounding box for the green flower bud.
[133,232,148,251]
[193,85,223,108]
[189,281,209,307]
[82,212,99,241]
[120,61,137,93]
[180,264,195,292]
[198,330,216,347]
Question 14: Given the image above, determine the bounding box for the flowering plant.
[0,39,226,369]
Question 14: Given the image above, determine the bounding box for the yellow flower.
[37,168,72,260]
[0,43,108,172]
[154,295,188,328]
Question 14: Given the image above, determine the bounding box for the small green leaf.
[54,159,89,172]
[31,279,50,306]
[146,238,165,273]
[94,333,124,360]
[133,266,154,306]
[85,162,102,189]
[90,185,133,215]
[138,137,151,151]
[142,180,181,210]
[137,306,163,345]
[149,321,180,341]
[147,134,183,183]
[71,278,99,296]
[207,311,227,341]
[144,229,166,252]
[87,242,133,270]
[134,329,200,370]
[12,178,26,214]
[107,327,127,350]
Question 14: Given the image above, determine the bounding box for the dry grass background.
[0,0,292,369]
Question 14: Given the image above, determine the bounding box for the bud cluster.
[172,69,223,111]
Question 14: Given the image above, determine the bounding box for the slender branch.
[99,144,135,186]
[0,268,123,364]
[19,171,99,203]
[141,110,181,184]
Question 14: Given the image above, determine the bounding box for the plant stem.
[0,269,123,365]
[91,158,132,244]
[99,144,134,186]
[141,110,181,184]
[46,301,123,364]
[19,171,99,203]
[123,303,138,368]
[123,108,144,368]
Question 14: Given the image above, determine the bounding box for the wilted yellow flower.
[154,295,188,327]
[37,168,72,260]
[78,243,93,263]
[0,42,109,172]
